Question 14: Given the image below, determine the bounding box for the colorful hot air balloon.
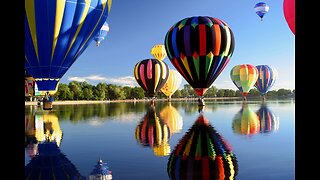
[255,65,277,99]
[151,44,167,61]
[161,70,183,101]
[230,64,259,101]
[256,103,280,133]
[254,2,270,21]
[94,20,110,47]
[283,0,295,35]
[232,103,260,136]
[167,114,238,179]
[25,0,112,92]
[134,58,170,98]
[135,106,171,156]
[164,16,235,99]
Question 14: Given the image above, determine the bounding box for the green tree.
[130,87,145,99]
[68,81,83,100]
[56,83,73,100]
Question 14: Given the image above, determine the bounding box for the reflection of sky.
[25,100,294,179]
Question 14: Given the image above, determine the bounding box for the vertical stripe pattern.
[230,64,259,97]
[164,16,235,97]
[254,65,277,96]
[25,0,112,91]
[133,59,170,97]
[167,114,238,179]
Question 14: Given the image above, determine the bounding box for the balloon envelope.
[134,59,170,98]
[25,142,85,180]
[164,16,235,97]
[230,64,259,97]
[167,114,238,179]
[25,0,112,92]
[255,65,277,96]
[283,0,295,34]
[254,2,269,20]
[232,103,260,135]
[135,107,171,156]
[151,44,167,61]
[161,70,183,98]
[160,103,183,134]
[94,20,110,46]
[256,103,280,133]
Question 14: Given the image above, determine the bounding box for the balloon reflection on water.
[160,102,183,134]
[135,106,172,156]
[167,114,238,180]
[25,112,63,158]
[25,112,85,179]
[232,103,260,135]
[256,103,280,133]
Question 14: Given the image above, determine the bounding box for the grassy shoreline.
[25,97,243,106]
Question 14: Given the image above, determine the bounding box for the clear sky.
[61,0,295,91]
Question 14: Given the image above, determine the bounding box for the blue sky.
[61,0,295,91]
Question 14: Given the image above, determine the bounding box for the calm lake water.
[25,99,295,180]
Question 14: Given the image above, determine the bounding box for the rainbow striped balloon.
[230,64,259,98]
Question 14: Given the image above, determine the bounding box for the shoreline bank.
[25,97,243,106]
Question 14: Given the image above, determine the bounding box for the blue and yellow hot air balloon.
[25,0,112,92]
[94,20,110,47]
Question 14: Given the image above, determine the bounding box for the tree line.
[26,81,295,101]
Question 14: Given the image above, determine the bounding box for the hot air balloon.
[89,159,113,180]
[25,141,85,180]
[94,20,110,47]
[160,102,183,134]
[230,64,259,101]
[135,106,171,156]
[164,16,235,106]
[255,65,277,100]
[232,103,260,136]
[256,103,280,133]
[167,114,238,179]
[25,71,35,97]
[254,2,270,21]
[283,0,295,35]
[161,69,183,101]
[134,58,170,105]
[25,0,112,93]
[151,44,167,61]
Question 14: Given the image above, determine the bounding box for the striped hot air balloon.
[232,103,260,136]
[230,64,259,100]
[134,59,170,98]
[25,0,112,92]
[164,16,235,98]
[160,69,183,101]
[256,103,280,133]
[255,65,277,98]
[254,2,270,21]
[94,20,110,47]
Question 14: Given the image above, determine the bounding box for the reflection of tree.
[167,114,238,179]
[135,106,171,156]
